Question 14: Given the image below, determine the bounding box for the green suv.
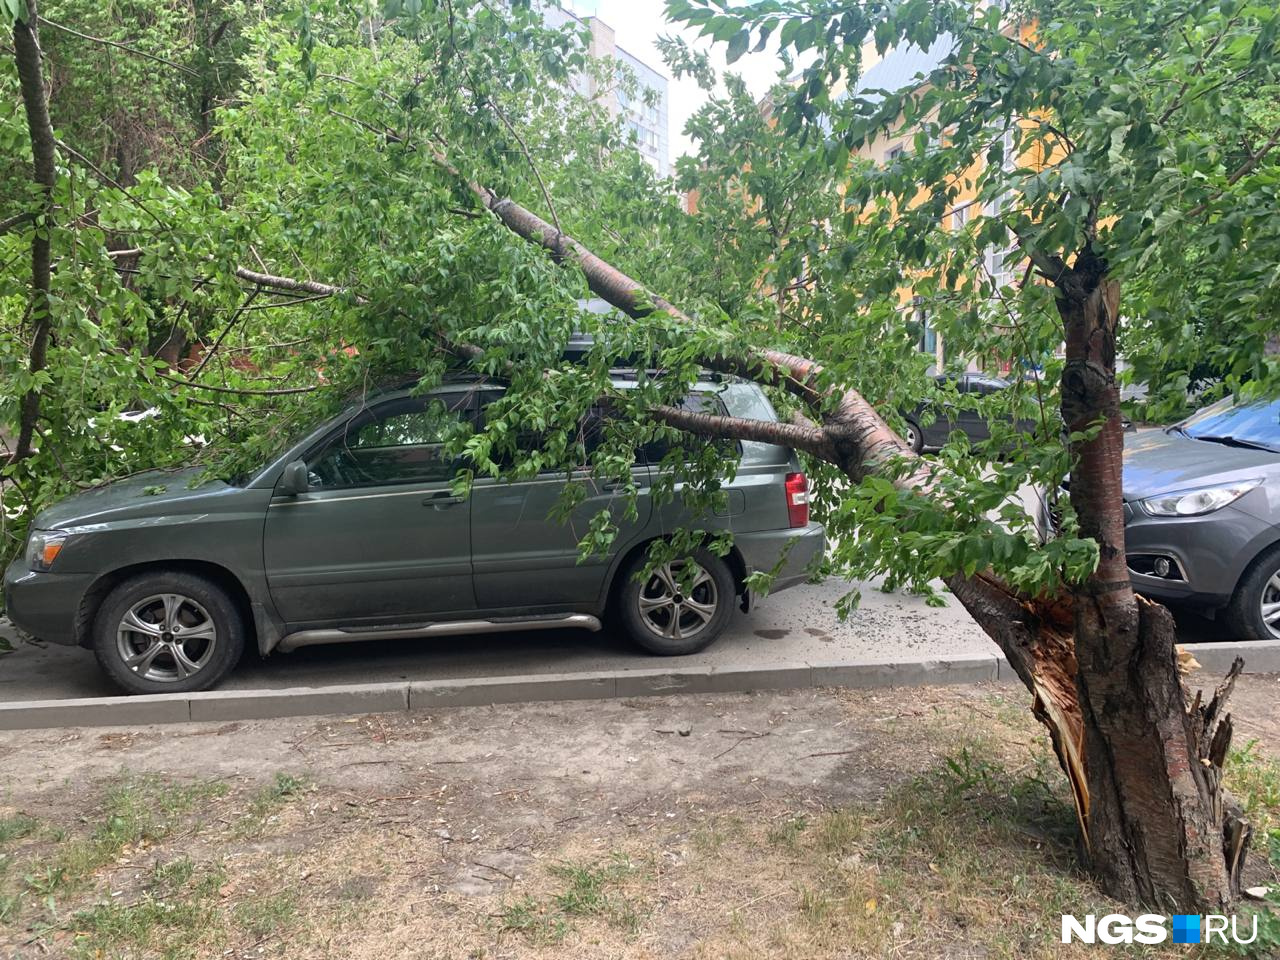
[4,374,824,694]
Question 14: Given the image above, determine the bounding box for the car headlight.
[24,530,69,571]
[1140,479,1262,517]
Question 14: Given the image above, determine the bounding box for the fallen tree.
[445,157,1252,909]
[4,0,1276,912]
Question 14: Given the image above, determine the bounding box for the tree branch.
[232,264,366,303]
[185,288,260,380]
[649,405,836,460]
[158,373,318,396]
[0,211,34,235]
[37,16,201,78]
[1186,123,1280,218]
[1012,228,1070,285]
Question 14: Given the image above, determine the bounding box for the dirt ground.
[2,673,1279,959]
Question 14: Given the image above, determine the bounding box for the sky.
[560,0,791,160]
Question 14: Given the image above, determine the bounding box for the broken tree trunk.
[454,176,1249,910]
[1053,249,1248,908]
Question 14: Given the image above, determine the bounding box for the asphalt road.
[0,577,1225,702]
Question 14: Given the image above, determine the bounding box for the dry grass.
[1,686,1278,958]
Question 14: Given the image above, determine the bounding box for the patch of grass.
[0,890,22,924]
[797,884,835,925]
[235,773,307,839]
[68,859,226,960]
[21,776,226,899]
[501,853,644,944]
[755,739,1111,959]
[550,854,634,916]
[498,896,570,946]
[767,815,809,851]
[233,889,298,938]
[71,898,213,959]
[23,864,67,896]
[1227,740,1280,826]
[813,810,863,855]
[153,857,196,892]
[0,813,38,845]
[691,814,743,856]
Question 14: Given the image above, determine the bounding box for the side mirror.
[278,459,309,496]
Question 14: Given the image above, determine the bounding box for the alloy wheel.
[637,560,719,642]
[115,593,218,682]
[1262,567,1280,639]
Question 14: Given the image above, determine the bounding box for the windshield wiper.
[1192,434,1280,453]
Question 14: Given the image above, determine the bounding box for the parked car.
[901,373,1038,453]
[4,373,824,694]
[1121,395,1280,639]
[903,372,1135,453]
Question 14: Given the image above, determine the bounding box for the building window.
[913,298,937,355]
[886,144,905,162]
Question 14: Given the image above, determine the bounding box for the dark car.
[902,373,1037,453]
[1122,395,1280,639]
[4,374,824,694]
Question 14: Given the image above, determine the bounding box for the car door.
[469,397,653,611]
[263,389,476,626]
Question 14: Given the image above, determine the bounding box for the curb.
[1,641,1275,731]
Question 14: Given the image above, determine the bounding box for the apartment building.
[851,35,1028,374]
[539,3,671,177]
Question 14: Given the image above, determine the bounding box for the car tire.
[1224,545,1280,642]
[904,419,925,454]
[616,548,735,656]
[93,571,246,695]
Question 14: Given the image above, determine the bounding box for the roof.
[852,35,955,103]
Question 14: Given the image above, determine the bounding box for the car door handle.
[423,492,464,508]
[601,481,647,492]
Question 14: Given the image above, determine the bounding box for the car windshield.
[1177,396,1280,453]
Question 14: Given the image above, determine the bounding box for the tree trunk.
[10,0,56,465]
[1055,247,1247,908]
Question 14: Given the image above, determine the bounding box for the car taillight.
[785,472,809,528]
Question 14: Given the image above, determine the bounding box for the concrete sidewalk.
[1,579,998,701]
[0,578,1268,730]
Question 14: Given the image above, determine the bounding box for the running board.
[277,613,603,652]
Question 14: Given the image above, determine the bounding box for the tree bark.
[10,0,56,465]
[1055,247,1247,908]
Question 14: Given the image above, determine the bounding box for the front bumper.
[735,522,825,595]
[1123,502,1272,609]
[3,559,92,646]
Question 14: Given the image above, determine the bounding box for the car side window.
[307,396,468,489]
[968,377,1006,397]
[644,393,735,464]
